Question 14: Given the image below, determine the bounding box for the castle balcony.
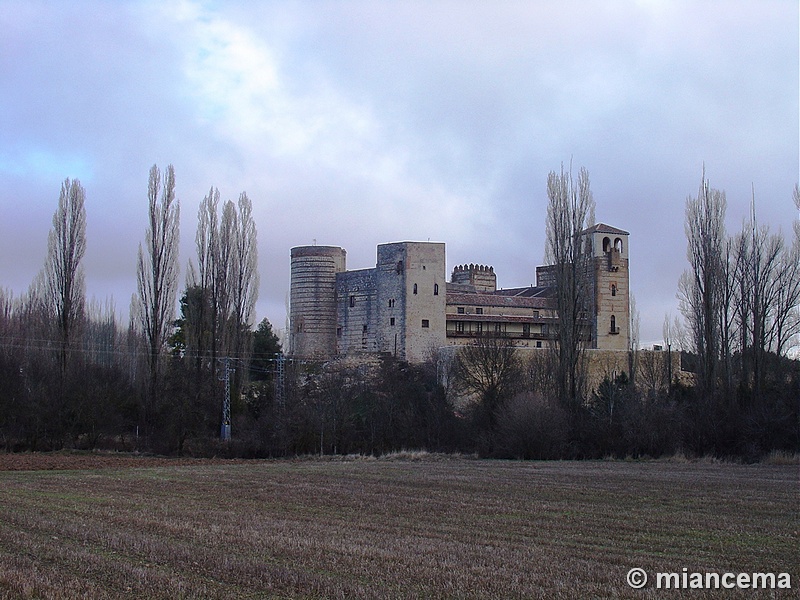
[445,313,558,325]
[446,330,553,341]
[445,313,559,340]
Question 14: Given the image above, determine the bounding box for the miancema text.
[657,570,791,590]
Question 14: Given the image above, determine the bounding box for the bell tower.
[583,224,630,350]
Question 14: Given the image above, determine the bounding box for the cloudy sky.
[1,0,797,346]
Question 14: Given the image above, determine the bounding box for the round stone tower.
[289,246,346,359]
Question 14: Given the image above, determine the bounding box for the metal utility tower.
[274,352,286,409]
[219,357,233,440]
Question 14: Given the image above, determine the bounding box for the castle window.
[603,237,611,253]
[349,296,355,308]
[494,323,502,333]
[456,322,465,333]
[421,319,429,328]
[457,307,465,314]
[610,315,618,333]
[533,310,539,318]
[389,299,395,308]
[390,317,395,326]
[413,283,418,295]
[476,323,483,334]
[336,327,342,337]
[611,284,617,297]
[476,307,483,315]
[523,323,530,338]
[396,260,403,274]
[434,283,439,296]
[536,341,542,348]
[614,238,623,253]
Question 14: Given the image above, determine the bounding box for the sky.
[1,0,797,348]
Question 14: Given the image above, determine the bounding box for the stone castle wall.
[289,246,346,359]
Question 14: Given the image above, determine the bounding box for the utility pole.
[219,357,233,440]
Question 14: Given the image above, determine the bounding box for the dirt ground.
[0,451,249,471]
[1,457,796,599]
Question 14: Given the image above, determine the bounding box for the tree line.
[0,165,797,459]
[0,166,277,453]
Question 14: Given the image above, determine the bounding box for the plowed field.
[0,455,796,599]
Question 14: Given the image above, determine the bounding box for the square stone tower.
[376,242,446,362]
[582,224,630,351]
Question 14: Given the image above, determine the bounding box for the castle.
[288,223,631,364]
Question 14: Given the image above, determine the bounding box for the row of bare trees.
[183,188,259,377]
[0,167,271,452]
[678,174,800,402]
[441,166,798,458]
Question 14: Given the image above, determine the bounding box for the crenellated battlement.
[451,264,497,292]
[452,263,494,273]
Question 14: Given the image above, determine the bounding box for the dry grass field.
[0,453,796,599]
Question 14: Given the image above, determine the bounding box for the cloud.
[0,0,796,347]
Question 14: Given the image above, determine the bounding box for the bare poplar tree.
[628,292,640,383]
[778,184,800,355]
[194,187,220,296]
[770,239,799,357]
[679,170,727,395]
[732,197,792,401]
[190,189,258,364]
[230,192,259,361]
[192,187,227,364]
[184,187,220,369]
[136,164,180,412]
[545,164,595,410]
[217,200,236,354]
[44,178,87,378]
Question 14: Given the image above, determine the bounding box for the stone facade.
[451,264,497,292]
[289,223,631,363]
[584,224,630,352]
[288,246,346,359]
[333,242,446,363]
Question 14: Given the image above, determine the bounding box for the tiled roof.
[581,222,629,236]
[446,290,553,309]
[490,286,555,298]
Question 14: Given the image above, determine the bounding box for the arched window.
[434,283,439,296]
[603,237,611,253]
[614,238,623,253]
[610,315,617,333]
[413,283,418,295]
[611,284,617,297]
